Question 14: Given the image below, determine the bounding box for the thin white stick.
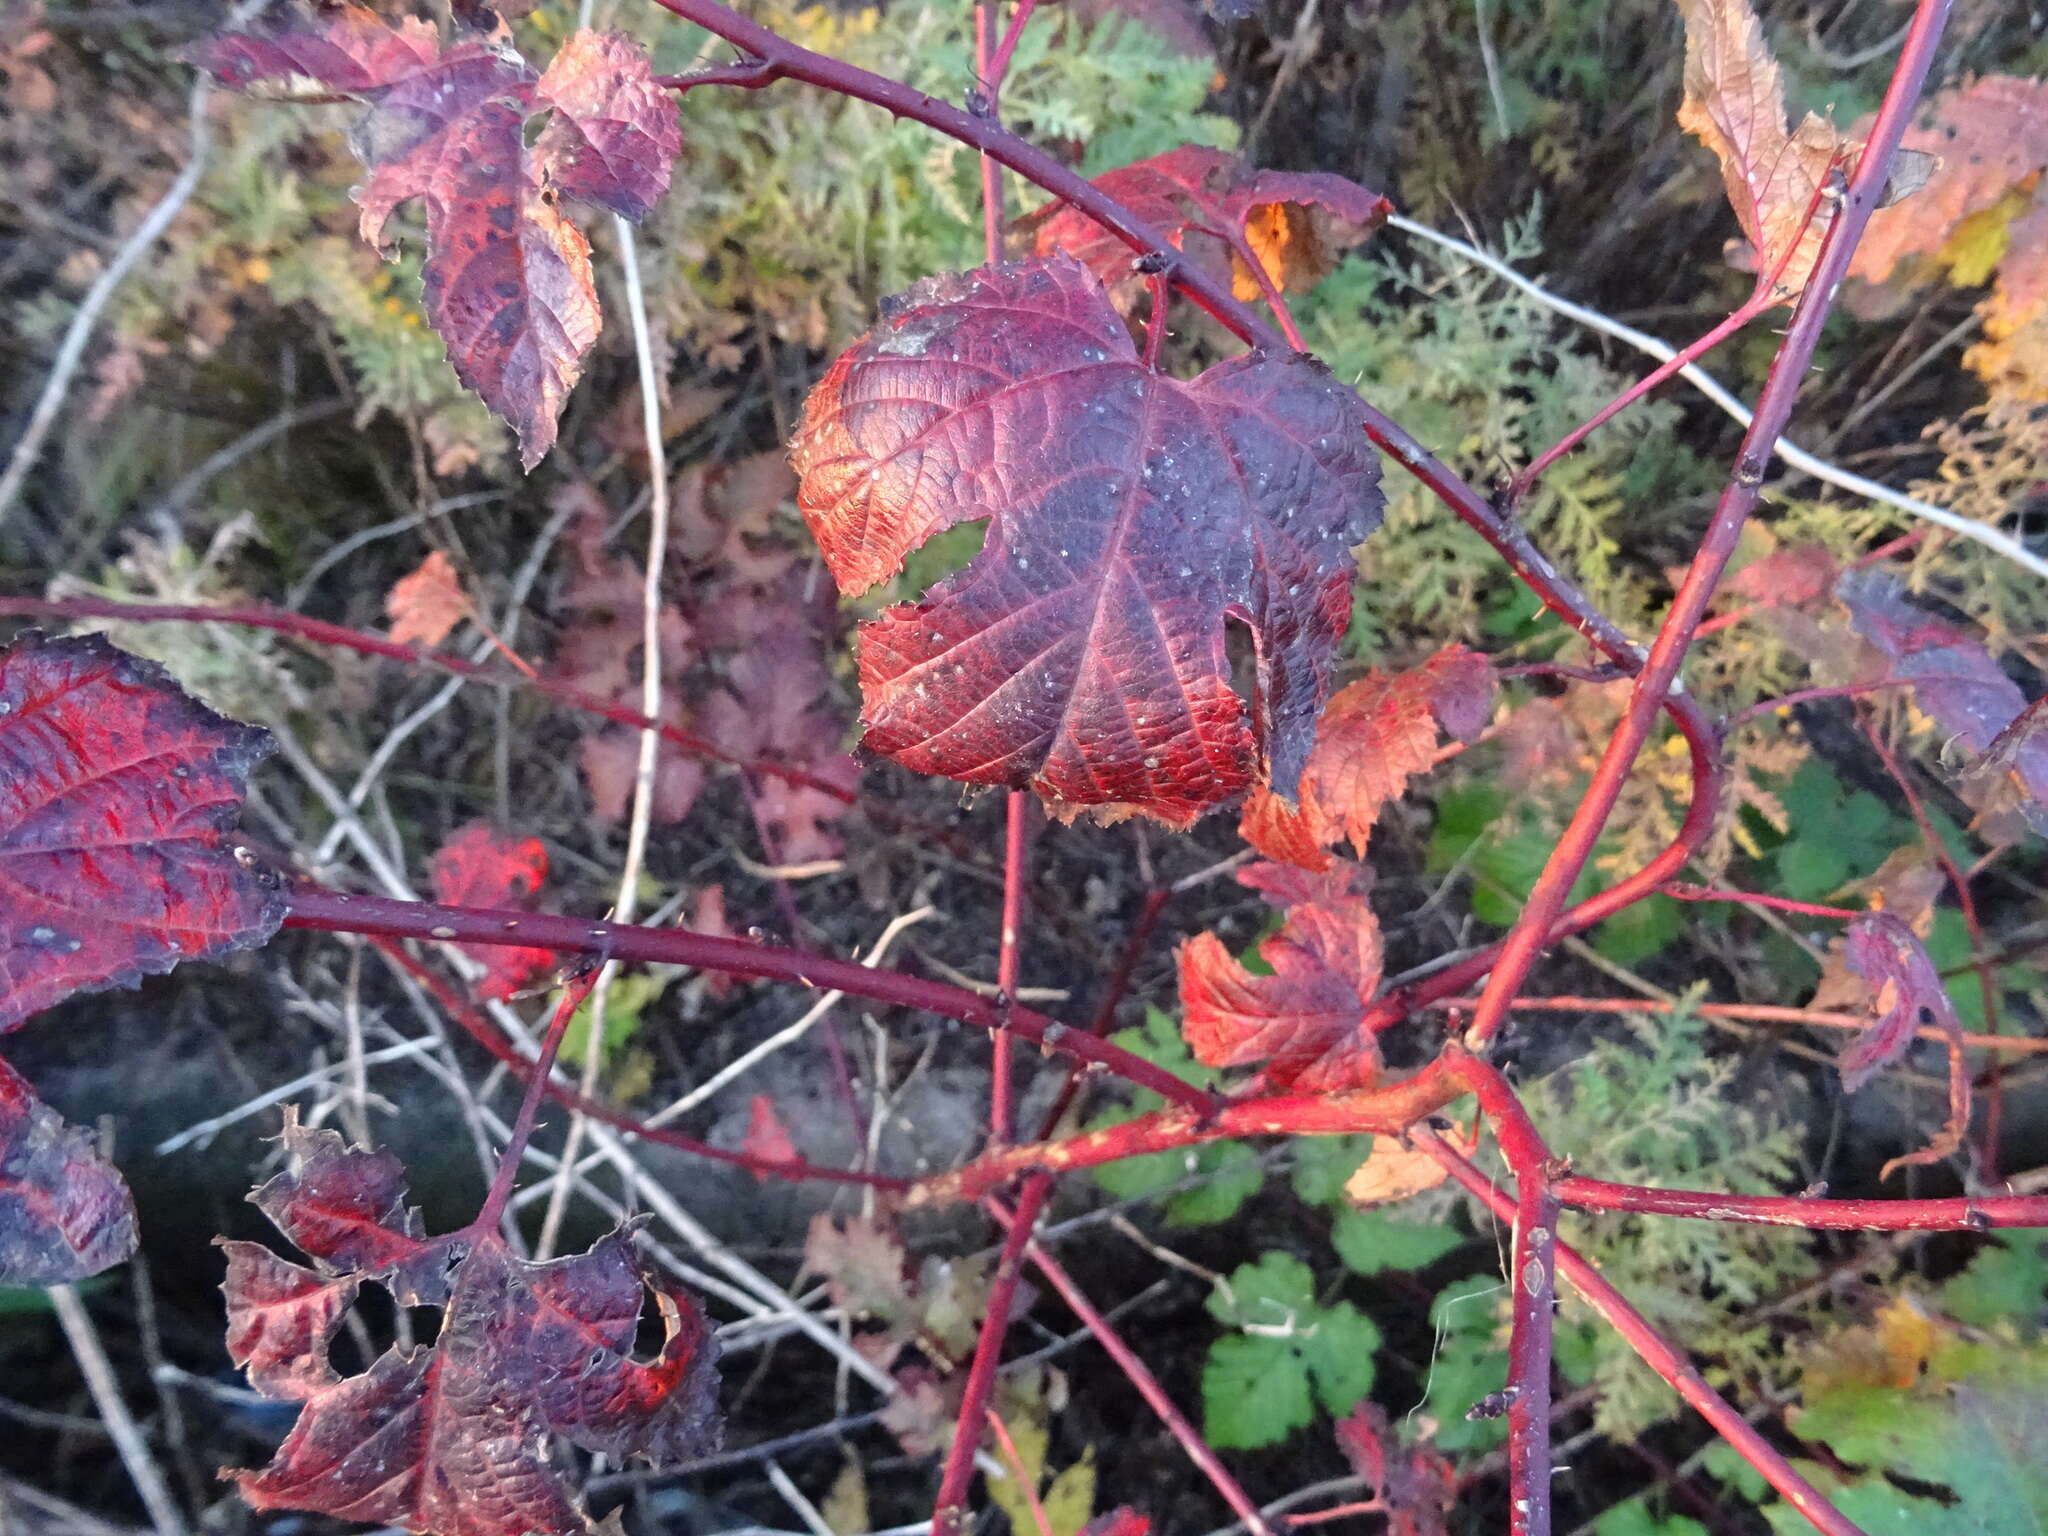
[49,1288,187,1536]
[0,0,273,525]
[1384,213,2048,584]
[539,216,674,1257]
[765,1461,836,1536]
[153,1037,439,1154]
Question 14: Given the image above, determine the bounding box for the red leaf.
[741,1094,797,1177]
[532,29,680,221]
[1083,1511,1153,1536]
[1967,694,2048,839]
[386,549,471,649]
[0,1055,137,1285]
[1726,541,1837,606]
[1834,910,1962,1092]
[204,12,678,467]
[1178,859,1382,1090]
[1838,571,2026,755]
[225,1118,720,1536]
[428,821,555,1000]
[1241,645,1494,870]
[792,255,1384,827]
[1333,1403,1454,1536]
[0,631,284,1033]
[1030,145,1390,310]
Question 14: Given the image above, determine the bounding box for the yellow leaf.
[821,1457,869,1536]
[1343,1133,1450,1208]
[1673,0,1853,300]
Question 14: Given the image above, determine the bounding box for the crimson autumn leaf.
[1179,859,1383,1091]
[0,1055,137,1285]
[224,1113,721,1536]
[0,631,284,1031]
[1241,644,1494,871]
[203,8,680,467]
[1028,145,1390,311]
[1831,911,1963,1093]
[791,255,1384,827]
[429,821,555,1000]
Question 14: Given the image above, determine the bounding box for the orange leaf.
[741,1095,797,1177]
[1967,197,2048,404]
[1343,1134,1449,1208]
[385,549,470,649]
[1240,645,1493,872]
[1674,0,1856,300]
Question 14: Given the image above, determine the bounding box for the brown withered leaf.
[386,549,470,648]
[1674,0,1856,300]
[1343,1134,1450,1208]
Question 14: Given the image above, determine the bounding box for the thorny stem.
[1002,1204,1276,1536]
[1453,0,1954,1056]
[1505,1171,1560,1536]
[931,1177,1053,1536]
[992,791,1031,1145]
[1419,1133,1873,1536]
[287,884,1214,1111]
[0,594,858,804]
[376,938,905,1189]
[472,969,597,1235]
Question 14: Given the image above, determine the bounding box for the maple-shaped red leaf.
[428,821,555,1000]
[1833,911,1962,1092]
[226,1115,720,1536]
[1838,572,2028,755]
[792,256,1383,827]
[0,1055,137,1285]
[1029,145,1390,311]
[204,10,679,468]
[1241,644,1493,870]
[532,29,681,221]
[1179,859,1382,1090]
[0,631,284,1032]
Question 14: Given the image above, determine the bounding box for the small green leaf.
[1292,1135,1373,1206]
[1203,1333,1314,1449]
[1938,1232,2048,1331]
[1303,1301,1380,1415]
[1331,1209,1462,1276]
[1595,1500,1708,1536]
[1210,1253,1317,1329]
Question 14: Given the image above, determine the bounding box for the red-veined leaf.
[428,821,555,1000]
[792,255,1384,827]
[1673,0,1856,299]
[1029,145,1389,311]
[0,1055,137,1285]
[387,549,471,649]
[0,631,283,1032]
[1178,859,1382,1090]
[225,1115,720,1536]
[204,10,679,467]
[1241,644,1494,870]
[1833,910,1962,1092]
[532,29,680,221]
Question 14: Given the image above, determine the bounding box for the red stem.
[0,593,857,804]
[991,791,1031,1145]
[1551,1175,2048,1231]
[375,938,904,1189]
[985,0,1040,89]
[471,970,597,1233]
[286,883,1211,1110]
[1505,1172,1560,1536]
[1726,679,1906,728]
[1661,883,1859,922]
[974,1,1006,264]
[1000,1202,1275,1536]
[1453,0,1953,1054]
[1421,1133,1871,1536]
[931,1177,1053,1536]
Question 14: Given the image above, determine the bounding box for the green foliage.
[561,970,673,1070]
[1509,993,1818,1439]
[1416,1275,1511,1455]
[1201,1253,1381,1449]
[1331,1209,1463,1277]
[1088,1008,1263,1228]
[1938,1231,2048,1332]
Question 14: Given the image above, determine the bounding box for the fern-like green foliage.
[1506,992,1819,1439]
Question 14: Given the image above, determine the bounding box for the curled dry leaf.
[1343,1134,1450,1209]
[1673,0,1857,299]
[428,821,555,1000]
[1241,644,1494,871]
[223,1113,720,1536]
[1029,145,1390,311]
[1179,859,1383,1091]
[386,549,471,649]
[204,9,679,466]
[1830,910,1963,1093]
[0,1055,138,1285]
[793,255,1383,827]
